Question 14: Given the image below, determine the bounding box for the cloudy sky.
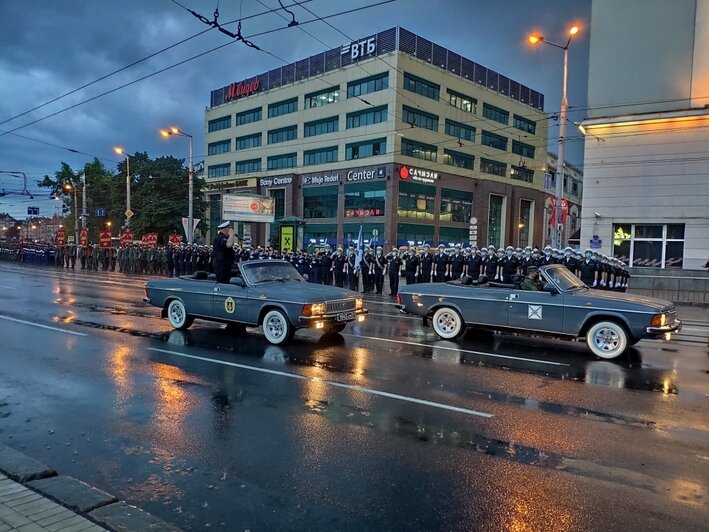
[0,0,590,219]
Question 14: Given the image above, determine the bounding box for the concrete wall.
[627,267,709,304]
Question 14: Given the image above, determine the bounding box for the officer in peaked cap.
[212,221,235,283]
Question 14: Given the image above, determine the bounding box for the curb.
[0,443,180,531]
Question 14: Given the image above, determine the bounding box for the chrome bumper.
[646,319,682,335]
[143,297,151,303]
[298,309,368,324]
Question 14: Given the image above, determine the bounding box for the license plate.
[337,312,355,321]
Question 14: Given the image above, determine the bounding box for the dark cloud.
[0,0,590,218]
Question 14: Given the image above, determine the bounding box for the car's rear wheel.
[167,299,194,330]
[432,307,465,339]
[262,309,293,345]
[586,321,628,359]
[323,323,346,334]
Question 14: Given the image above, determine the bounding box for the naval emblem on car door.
[528,305,543,320]
[224,297,236,314]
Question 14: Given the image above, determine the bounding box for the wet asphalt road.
[0,263,707,531]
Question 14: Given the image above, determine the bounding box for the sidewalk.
[0,474,104,532]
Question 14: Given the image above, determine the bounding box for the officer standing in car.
[387,248,402,296]
[212,221,235,283]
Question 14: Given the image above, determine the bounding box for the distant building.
[544,152,583,248]
[204,27,548,250]
[579,0,709,270]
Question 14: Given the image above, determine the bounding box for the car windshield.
[242,261,304,284]
[543,265,587,291]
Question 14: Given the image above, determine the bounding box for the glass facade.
[208,115,231,132]
[403,73,440,100]
[440,188,473,223]
[304,86,339,108]
[347,72,388,98]
[343,223,385,246]
[519,199,533,246]
[304,116,338,137]
[402,105,438,131]
[444,119,475,142]
[208,163,231,178]
[483,103,509,125]
[397,222,434,246]
[235,158,261,174]
[303,146,338,166]
[481,130,508,151]
[513,114,536,134]
[346,105,388,129]
[344,181,386,217]
[267,125,298,144]
[511,166,534,182]
[447,89,477,114]
[346,138,386,160]
[268,97,298,118]
[439,226,469,245]
[236,133,262,150]
[267,153,297,170]
[207,139,231,155]
[443,149,474,170]
[236,108,261,125]
[401,138,437,162]
[512,139,535,158]
[303,186,338,219]
[304,223,338,248]
[480,158,507,177]
[613,224,685,268]
[488,194,505,248]
[208,193,222,237]
[398,181,435,220]
[269,188,285,220]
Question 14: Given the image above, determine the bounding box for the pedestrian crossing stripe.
[224,297,236,314]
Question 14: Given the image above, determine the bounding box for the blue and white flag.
[353,224,364,274]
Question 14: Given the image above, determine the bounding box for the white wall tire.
[167,299,193,330]
[262,309,293,345]
[586,321,628,359]
[432,307,465,339]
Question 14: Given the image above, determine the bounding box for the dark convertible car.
[144,260,367,344]
[396,264,681,359]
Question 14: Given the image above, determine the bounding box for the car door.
[187,279,217,317]
[461,286,511,327]
[212,279,249,323]
[507,288,564,333]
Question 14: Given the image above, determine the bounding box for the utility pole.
[81,173,87,229]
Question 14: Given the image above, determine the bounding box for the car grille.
[326,299,356,313]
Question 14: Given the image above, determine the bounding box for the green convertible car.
[396,264,681,359]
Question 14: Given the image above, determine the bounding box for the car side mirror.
[543,282,559,295]
[230,277,246,287]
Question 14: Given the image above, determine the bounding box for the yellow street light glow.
[569,25,580,35]
[114,146,125,155]
[528,34,542,45]
[160,129,170,137]
[170,127,179,134]
[64,184,72,190]
[107,221,112,227]
[582,114,709,131]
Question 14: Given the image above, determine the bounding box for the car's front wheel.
[586,321,629,359]
[262,309,293,345]
[432,307,465,339]
[167,299,194,330]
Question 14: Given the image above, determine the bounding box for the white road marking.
[149,347,494,418]
[344,334,571,367]
[0,315,88,336]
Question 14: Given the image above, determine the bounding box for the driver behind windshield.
[521,266,543,291]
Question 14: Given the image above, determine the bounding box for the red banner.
[169,233,182,246]
[99,231,112,248]
[56,228,65,246]
[141,232,158,248]
[120,231,133,247]
[79,228,88,247]
[549,197,569,225]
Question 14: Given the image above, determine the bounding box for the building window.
[236,108,261,126]
[303,186,338,219]
[398,181,435,220]
[401,138,437,162]
[571,180,580,197]
[267,153,297,170]
[208,163,231,178]
[402,105,438,131]
[440,188,473,223]
[480,158,506,177]
[613,224,685,268]
[397,223,434,246]
[483,103,509,125]
[510,166,534,183]
[519,199,533,247]
[444,119,475,142]
[481,130,508,151]
[439,226,470,246]
[208,193,222,236]
[347,72,389,98]
[235,158,261,174]
[305,86,340,108]
[207,139,231,155]
[512,140,535,159]
[235,133,262,150]
[269,188,285,220]
[303,146,338,166]
[403,73,440,100]
[304,116,338,137]
[267,125,297,144]
[443,149,474,170]
[344,183,386,215]
[268,97,298,118]
[346,105,388,129]
[488,194,505,248]
[208,115,231,132]
[448,89,477,114]
[513,114,536,134]
[346,138,386,160]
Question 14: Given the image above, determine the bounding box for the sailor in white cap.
[212,221,235,283]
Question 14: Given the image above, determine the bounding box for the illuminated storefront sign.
[399,166,439,184]
[302,174,340,186]
[225,79,260,101]
[345,208,382,217]
[259,176,293,187]
[346,167,386,182]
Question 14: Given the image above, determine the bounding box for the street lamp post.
[114,147,131,229]
[529,25,579,248]
[160,127,194,244]
[64,183,79,245]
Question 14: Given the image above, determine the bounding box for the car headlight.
[355,297,363,310]
[651,313,668,327]
[310,302,326,316]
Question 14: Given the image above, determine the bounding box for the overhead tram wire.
[0,1,394,139]
[0,130,117,164]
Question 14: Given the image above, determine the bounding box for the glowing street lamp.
[114,146,132,229]
[528,24,581,247]
[160,126,194,244]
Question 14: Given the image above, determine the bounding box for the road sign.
[590,235,602,249]
[27,207,39,216]
[125,209,134,218]
[96,208,106,217]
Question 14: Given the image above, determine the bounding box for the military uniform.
[387,252,402,296]
[373,249,387,294]
[432,249,448,283]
